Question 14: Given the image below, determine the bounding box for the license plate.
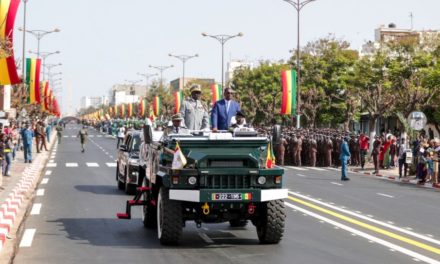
[212,193,252,201]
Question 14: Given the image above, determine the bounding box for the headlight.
[257,176,266,185]
[188,176,197,185]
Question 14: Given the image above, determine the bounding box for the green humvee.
[118,127,287,245]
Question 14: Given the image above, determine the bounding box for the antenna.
[409,12,414,30]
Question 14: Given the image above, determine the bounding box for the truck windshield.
[131,136,140,151]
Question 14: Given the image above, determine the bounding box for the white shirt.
[117,127,125,138]
[225,99,231,113]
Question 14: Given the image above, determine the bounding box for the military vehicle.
[117,126,287,245]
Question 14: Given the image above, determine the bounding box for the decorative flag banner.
[153,96,161,117]
[48,89,53,112]
[281,69,297,115]
[108,106,113,117]
[148,105,156,121]
[26,58,41,104]
[119,104,126,118]
[114,105,118,117]
[0,0,20,85]
[138,99,146,117]
[265,142,276,168]
[40,81,49,111]
[174,91,183,114]
[127,103,133,117]
[211,84,222,104]
[172,142,187,170]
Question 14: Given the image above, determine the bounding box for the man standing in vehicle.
[211,87,240,132]
[180,84,209,130]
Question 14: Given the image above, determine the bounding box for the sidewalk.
[349,162,440,190]
[0,134,56,253]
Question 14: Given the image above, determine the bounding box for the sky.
[11,0,440,115]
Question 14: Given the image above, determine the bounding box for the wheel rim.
[157,190,163,239]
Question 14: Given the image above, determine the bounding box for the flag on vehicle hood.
[172,142,187,170]
[265,142,276,168]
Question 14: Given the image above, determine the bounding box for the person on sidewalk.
[3,133,13,176]
[340,136,351,181]
[55,123,63,144]
[45,123,52,143]
[359,134,369,169]
[10,122,19,161]
[38,122,48,151]
[372,136,381,174]
[397,138,408,178]
[77,126,88,153]
[21,124,34,163]
[0,134,4,180]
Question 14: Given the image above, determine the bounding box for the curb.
[350,168,440,190]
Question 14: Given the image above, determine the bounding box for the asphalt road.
[12,124,440,264]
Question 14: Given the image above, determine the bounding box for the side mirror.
[143,125,153,144]
[119,145,127,151]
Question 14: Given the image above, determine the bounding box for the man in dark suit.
[211,87,240,131]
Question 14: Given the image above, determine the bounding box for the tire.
[125,167,136,195]
[117,164,124,190]
[157,187,182,245]
[256,199,285,244]
[229,219,248,227]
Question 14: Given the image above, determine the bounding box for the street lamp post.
[148,65,174,88]
[282,0,316,129]
[18,27,60,57]
[168,53,198,89]
[44,63,62,78]
[202,32,243,89]
[136,72,158,90]
[124,79,142,103]
[29,50,60,77]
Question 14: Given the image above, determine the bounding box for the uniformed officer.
[180,84,209,130]
[164,113,190,136]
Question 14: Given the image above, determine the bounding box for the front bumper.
[169,188,288,203]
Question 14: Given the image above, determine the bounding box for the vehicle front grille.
[200,175,251,189]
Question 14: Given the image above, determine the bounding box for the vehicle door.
[119,134,132,176]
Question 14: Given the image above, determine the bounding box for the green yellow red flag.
[26,58,41,104]
[0,0,20,85]
[174,91,183,114]
[153,96,161,116]
[211,84,222,104]
[281,69,297,115]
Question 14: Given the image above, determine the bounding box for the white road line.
[285,166,307,171]
[36,189,45,196]
[285,202,440,264]
[377,193,394,198]
[289,191,440,246]
[45,170,52,175]
[86,163,99,167]
[19,229,36,247]
[106,163,117,167]
[89,135,94,137]
[97,135,102,137]
[297,174,306,177]
[66,163,78,167]
[41,178,49,184]
[331,182,343,186]
[47,163,57,167]
[63,135,68,138]
[307,167,327,171]
[30,204,42,215]
[49,160,54,163]
[198,232,214,244]
[71,135,76,138]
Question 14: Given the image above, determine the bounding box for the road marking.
[287,195,440,256]
[30,203,42,215]
[47,163,56,167]
[285,201,440,264]
[387,221,395,225]
[71,135,76,138]
[288,191,440,247]
[97,135,102,138]
[49,160,54,163]
[45,170,52,175]
[19,229,36,247]
[331,182,343,186]
[377,193,394,198]
[66,163,78,167]
[89,135,94,138]
[86,163,99,167]
[285,166,307,171]
[63,135,68,138]
[297,174,306,177]
[106,163,117,167]
[307,167,327,171]
[41,178,49,184]
[198,232,214,244]
[36,189,45,196]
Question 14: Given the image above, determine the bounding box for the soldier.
[349,135,360,166]
[164,113,190,136]
[275,134,288,166]
[295,134,303,166]
[309,136,318,167]
[180,84,209,130]
[325,137,333,167]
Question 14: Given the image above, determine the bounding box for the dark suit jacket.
[211,99,240,130]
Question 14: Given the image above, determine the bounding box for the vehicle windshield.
[131,136,140,151]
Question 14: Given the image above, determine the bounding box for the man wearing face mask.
[180,84,209,131]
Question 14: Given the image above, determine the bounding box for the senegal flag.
[280,69,297,115]
[26,58,41,104]
[153,96,161,117]
[265,142,276,168]
[211,84,222,104]
[174,91,183,114]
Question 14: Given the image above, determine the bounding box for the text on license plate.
[212,193,252,201]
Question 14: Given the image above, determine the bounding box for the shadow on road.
[74,185,126,196]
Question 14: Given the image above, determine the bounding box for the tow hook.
[248,203,256,215]
[202,202,210,215]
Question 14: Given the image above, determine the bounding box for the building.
[80,96,109,109]
[169,77,215,92]
[109,84,147,105]
[225,60,253,85]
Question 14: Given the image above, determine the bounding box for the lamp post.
[44,63,62,78]
[168,53,198,89]
[201,32,243,89]
[18,27,60,57]
[29,50,60,77]
[282,0,316,129]
[124,79,142,103]
[148,65,174,88]
[136,72,158,89]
